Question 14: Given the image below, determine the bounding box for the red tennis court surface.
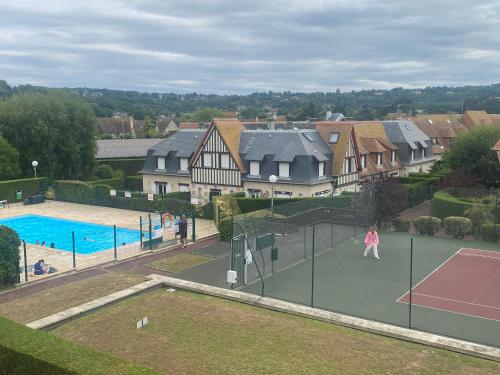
[398,248,500,321]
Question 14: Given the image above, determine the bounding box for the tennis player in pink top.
[364,226,380,259]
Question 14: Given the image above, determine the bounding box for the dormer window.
[361,155,367,169]
[250,161,260,176]
[391,150,396,163]
[376,153,383,166]
[279,162,290,178]
[157,157,166,170]
[329,133,340,144]
[318,162,325,177]
[179,158,188,172]
[411,149,415,161]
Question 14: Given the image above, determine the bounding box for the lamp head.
[269,174,277,183]
[32,160,38,167]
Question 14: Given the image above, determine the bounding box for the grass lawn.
[150,253,212,273]
[0,272,145,324]
[53,289,500,375]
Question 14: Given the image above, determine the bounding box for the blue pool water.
[0,215,140,254]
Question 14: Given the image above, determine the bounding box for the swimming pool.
[0,215,140,254]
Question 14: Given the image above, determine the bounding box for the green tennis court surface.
[243,229,500,348]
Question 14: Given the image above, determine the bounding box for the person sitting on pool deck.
[33,259,48,275]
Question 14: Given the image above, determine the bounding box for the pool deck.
[0,201,219,284]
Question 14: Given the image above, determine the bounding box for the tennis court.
[242,228,500,348]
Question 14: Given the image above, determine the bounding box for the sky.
[1,0,500,94]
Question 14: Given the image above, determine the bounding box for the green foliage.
[0,178,48,201]
[218,218,232,242]
[0,316,160,375]
[406,182,433,207]
[392,218,411,233]
[125,175,143,191]
[184,108,223,122]
[96,158,145,177]
[480,224,500,242]
[95,164,114,179]
[431,190,499,220]
[0,136,21,180]
[96,133,113,140]
[0,91,96,180]
[52,180,192,214]
[442,126,500,185]
[141,116,160,138]
[235,196,352,214]
[88,177,124,190]
[370,181,409,228]
[195,202,214,219]
[443,217,472,239]
[0,226,20,286]
[414,216,442,236]
[464,205,494,235]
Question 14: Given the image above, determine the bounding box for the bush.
[196,202,214,220]
[88,177,124,190]
[443,217,472,239]
[414,216,441,236]
[95,164,114,179]
[97,158,145,177]
[235,196,353,214]
[480,224,500,242]
[464,205,493,235]
[432,190,499,220]
[125,175,143,191]
[392,218,411,232]
[0,226,20,286]
[218,218,232,241]
[0,178,48,201]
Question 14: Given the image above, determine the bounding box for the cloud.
[0,0,499,93]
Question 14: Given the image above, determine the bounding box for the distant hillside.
[1,79,500,121]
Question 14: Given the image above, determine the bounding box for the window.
[405,123,412,131]
[247,189,261,198]
[275,191,292,198]
[376,153,383,166]
[318,162,325,177]
[343,158,353,174]
[303,133,315,142]
[179,184,189,192]
[220,154,230,169]
[361,155,367,169]
[279,162,290,178]
[391,150,396,163]
[157,157,166,170]
[156,183,170,194]
[179,158,188,172]
[329,133,340,143]
[203,153,212,167]
[250,161,260,176]
[411,149,415,161]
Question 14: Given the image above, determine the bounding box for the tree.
[0,136,21,180]
[365,179,409,228]
[185,108,224,122]
[442,126,500,186]
[0,92,96,180]
[0,225,20,286]
[95,164,114,179]
[142,116,160,138]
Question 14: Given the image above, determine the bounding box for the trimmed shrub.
[392,218,411,233]
[480,224,500,242]
[235,196,353,214]
[443,217,472,239]
[125,175,143,191]
[196,202,214,220]
[0,178,48,201]
[218,218,232,242]
[95,164,114,179]
[97,158,145,177]
[88,177,124,190]
[0,226,20,286]
[464,205,493,235]
[432,190,499,220]
[414,216,441,236]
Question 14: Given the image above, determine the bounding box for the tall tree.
[442,126,500,185]
[0,92,96,180]
[0,136,21,180]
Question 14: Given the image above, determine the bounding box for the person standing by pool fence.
[178,215,188,248]
[364,226,380,260]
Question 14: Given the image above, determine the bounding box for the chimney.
[325,110,332,120]
[267,113,276,130]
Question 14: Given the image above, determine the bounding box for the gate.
[230,234,246,287]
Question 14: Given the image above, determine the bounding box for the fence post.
[113,225,117,260]
[192,209,196,243]
[148,213,153,251]
[494,190,498,243]
[160,212,163,229]
[139,216,143,247]
[72,231,76,269]
[409,237,414,329]
[311,225,316,307]
[23,241,28,283]
[303,225,307,259]
[331,222,334,248]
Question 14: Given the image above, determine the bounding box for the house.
[140,130,205,194]
[96,139,163,160]
[155,118,178,136]
[463,110,495,130]
[493,140,500,162]
[324,111,346,121]
[383,121,435,175]
[96,116,135,138]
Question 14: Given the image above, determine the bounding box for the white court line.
[396,248,463,303]
[461,248,500,257]
[401,301,500,323]
[410,292,500,311]
[459,253,500,261]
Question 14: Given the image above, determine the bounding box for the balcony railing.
[337,172,359,186]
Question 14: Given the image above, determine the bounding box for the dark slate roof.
[239,130,331,163]
[382,120,431,148]
[150,129,205,158]
[96,139,163,159]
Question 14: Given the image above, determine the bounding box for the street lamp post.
[32,160,38,179]
[269,174,277,273]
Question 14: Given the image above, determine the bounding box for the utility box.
[15,190,22,200]
[226,270,237,284]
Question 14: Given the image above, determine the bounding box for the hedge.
[414,216,441,235]
[443,216,472,239]
[480,224,500,242]
[52,180,192,214]
[218,217,232,241]
[96,158,145,177]
[392,218,411,233]
[432,190,500,220]
[88,177,125,190]
[0,178,48,202]
[0,316,159,375]
[125,175,143,191]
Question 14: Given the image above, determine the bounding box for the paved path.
[399,200,432,220]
